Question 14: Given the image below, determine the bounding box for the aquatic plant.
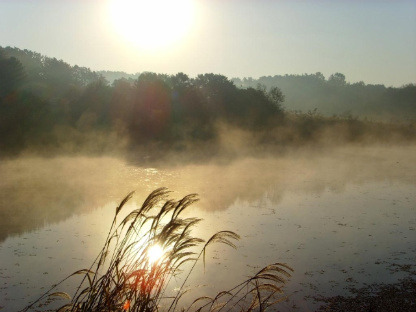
[314,277,416,312]
[21,188,292,312]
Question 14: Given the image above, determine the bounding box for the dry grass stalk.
[21,188,292,312]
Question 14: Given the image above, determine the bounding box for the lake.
[0,145,415,311]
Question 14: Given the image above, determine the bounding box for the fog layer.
[1,145,415,242]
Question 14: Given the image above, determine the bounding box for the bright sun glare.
[108,0,195,50]
[147,244,164,264]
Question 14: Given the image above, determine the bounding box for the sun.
[108,0,195,50]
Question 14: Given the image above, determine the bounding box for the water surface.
[0,146,415,311]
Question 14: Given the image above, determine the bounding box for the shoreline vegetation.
[1,46,415,160]
[21,188,293,312]
[314,277,416,312]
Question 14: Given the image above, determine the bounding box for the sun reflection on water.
[147,244,164,265]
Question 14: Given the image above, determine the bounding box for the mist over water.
[1,145,415,242]
[0,144,415,311]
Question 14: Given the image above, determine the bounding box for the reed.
[22,188,292,312]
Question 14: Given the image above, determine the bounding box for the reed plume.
[21,188,292,312]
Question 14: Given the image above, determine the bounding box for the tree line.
[1,47,415,157]
[232,73,416,121]
[0,47,285,155]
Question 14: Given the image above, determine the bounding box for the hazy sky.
[1,0,415,86]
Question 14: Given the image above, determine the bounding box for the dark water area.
[0,145,415,311]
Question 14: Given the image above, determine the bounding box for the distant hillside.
[3,45,414,122]
[232,73,416,121]
[1,46,415,157]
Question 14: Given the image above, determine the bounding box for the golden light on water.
[147,244,164,264]
[108,0,195,50]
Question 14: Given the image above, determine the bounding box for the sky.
[0,0,415,87]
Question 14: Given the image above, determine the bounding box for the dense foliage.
[0,47,284,155]
[1,46,415,157]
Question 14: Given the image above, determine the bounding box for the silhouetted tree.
[1,45,415,156]
[0,55,25,97]
[268,86,285,109]
[328,72,346,86]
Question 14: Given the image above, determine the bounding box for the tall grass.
[22,188,292,312]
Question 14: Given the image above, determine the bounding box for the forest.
[232,74,416,121]
[1,46,415,158]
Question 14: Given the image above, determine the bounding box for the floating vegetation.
[314,277,416,312]
[21,188,292,312]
